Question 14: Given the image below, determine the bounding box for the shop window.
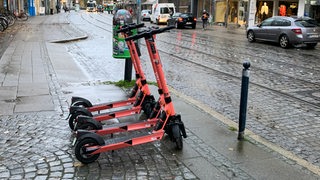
[215,1,226,24]
[279,1,298,16]
[256,1,273,23]
[228,1,238,23]
[238,0,248,26]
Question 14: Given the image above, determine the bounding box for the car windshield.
[295,19,319,27]
[260,18,273,26]
[172,13,181,18]
[87,3,95,7]
[142,10,150,14]
[181,13,193,17]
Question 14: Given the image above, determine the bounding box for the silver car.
[247,16,320,48]
[141,10,151,21]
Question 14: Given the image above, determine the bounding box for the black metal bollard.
[238,61,250,140]
[124,58,132,82]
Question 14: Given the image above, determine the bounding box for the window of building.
[256,1,273,23]
[279,1,299,16]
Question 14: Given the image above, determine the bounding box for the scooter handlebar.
[117,23,145,33]
[125,26,175,41]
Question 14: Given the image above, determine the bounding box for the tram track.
[174,29,320,59]
[166,30,320,73]
[137,36,320,107]
[157,48,320,108]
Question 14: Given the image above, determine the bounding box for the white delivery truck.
[150,3,175,25]
[86,0,97,12]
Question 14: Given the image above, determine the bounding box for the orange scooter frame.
[73,24,167,134]
[68,23,156,130]
[73,25,187,164]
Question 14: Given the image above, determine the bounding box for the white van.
[86,0,97,12]
[150,3,175,25]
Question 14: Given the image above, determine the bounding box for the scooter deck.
[86,99,136,112]
[93,118,158,136]
[93,131,164,153]
[92,106,141,121]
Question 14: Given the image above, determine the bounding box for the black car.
[168,12,197,29]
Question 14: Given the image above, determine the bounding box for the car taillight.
[194,17,197,21]
[178,17,183,22]
[292,28,302,34]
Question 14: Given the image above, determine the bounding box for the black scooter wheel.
[75,138,101,164]
[172,124,183,150]
[69,112,86,130]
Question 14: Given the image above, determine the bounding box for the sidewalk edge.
[169,86,320,176]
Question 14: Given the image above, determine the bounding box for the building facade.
[209,0,320,28]
[180,0,320,27]
[1,0,319,27]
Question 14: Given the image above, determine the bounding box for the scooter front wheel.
[172,124,183,150]
[75,138,101,164]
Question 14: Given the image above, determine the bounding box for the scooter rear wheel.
[75,138,101,164]
[69,111,87,130]
[172,124,183,150]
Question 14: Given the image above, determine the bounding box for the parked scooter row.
[68,23,187,164]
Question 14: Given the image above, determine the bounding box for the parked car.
[140,10,151,21]
[167,12,196,29]
[97,5,104,12]
[246,16,320,48]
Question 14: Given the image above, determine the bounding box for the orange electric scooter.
[73,25,187,164]
[67,23,156,130]
[73,24,165,132]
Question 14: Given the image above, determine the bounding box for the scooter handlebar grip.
[125,31,147,41]
[117,23,145,33]
[125,26,175,41]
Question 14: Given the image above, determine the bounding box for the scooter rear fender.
[76,130,105,146]
[71,96,93,107]
[69,106,93,117]
[75,115,103,130]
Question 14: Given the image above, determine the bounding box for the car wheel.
[247,31,255,42]
[279,35,290,48]
[192,24,196,29]
[306,43,317,49]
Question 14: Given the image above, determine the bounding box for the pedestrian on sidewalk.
[63,4,69,13]
[201,9,209,30]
